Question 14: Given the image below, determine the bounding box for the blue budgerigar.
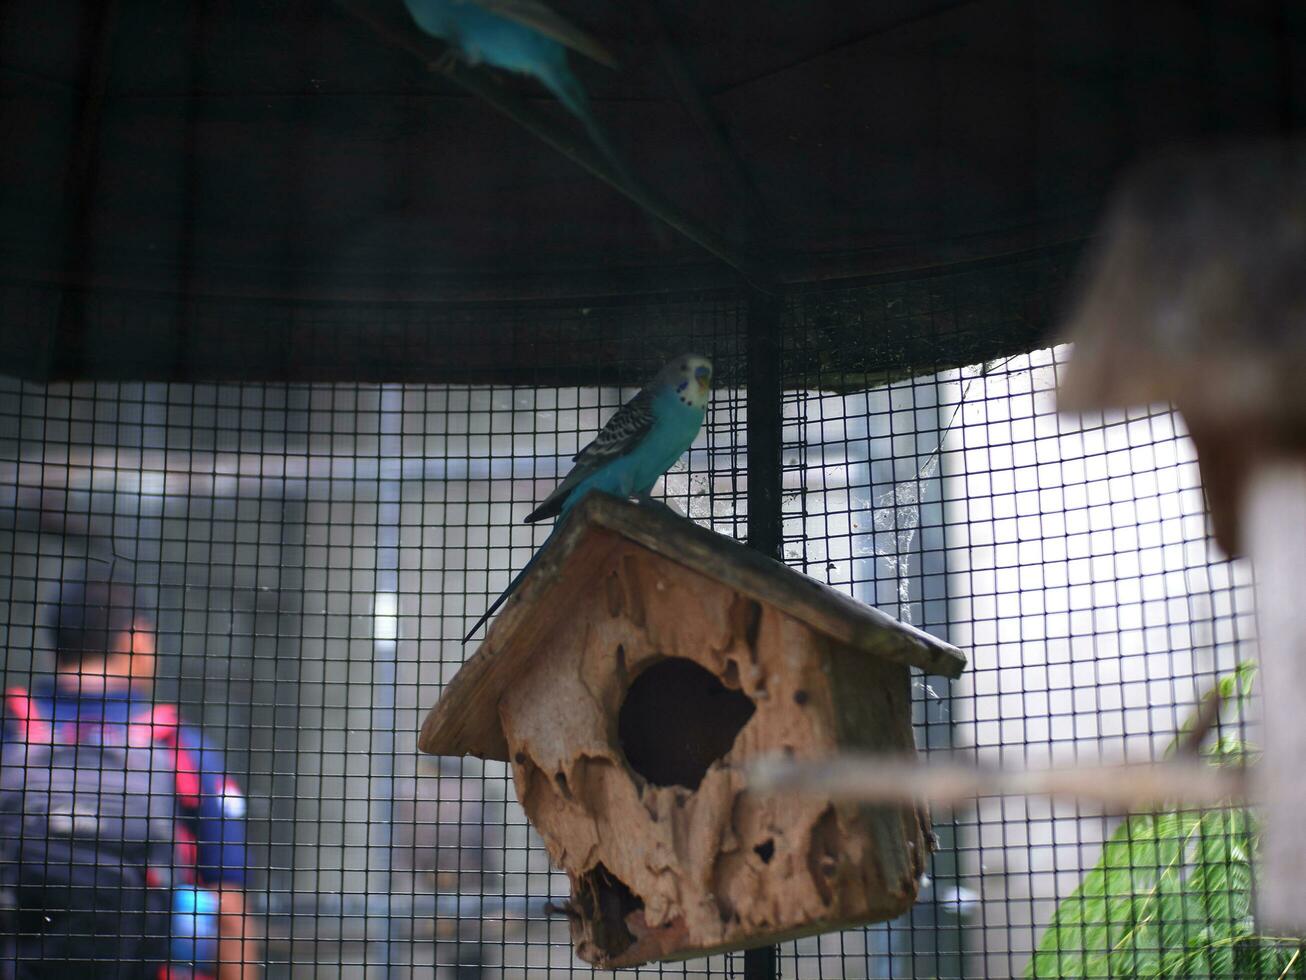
[464,353,713,642]
[403,0,620,160]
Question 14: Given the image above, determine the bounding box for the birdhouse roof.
[420,493,966,761]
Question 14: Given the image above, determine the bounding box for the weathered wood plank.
[1245,462,1306,933]
[418,524,621,760]
[496,544,927,966]
[582,496,966,678]
[749,755,1249,809]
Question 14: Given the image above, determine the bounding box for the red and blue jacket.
[3,679,249,892]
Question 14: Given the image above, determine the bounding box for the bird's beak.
[695,366,711,392]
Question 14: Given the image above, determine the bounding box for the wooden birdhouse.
[419,494,967,968]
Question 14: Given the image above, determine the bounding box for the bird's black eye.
[680,362,687,369]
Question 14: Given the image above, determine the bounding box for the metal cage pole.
[745,293,784,560]
[744,289,784,979]
[367,385,404,970]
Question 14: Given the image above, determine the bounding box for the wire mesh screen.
[0,284,1268,977]
[780,328,1261,978]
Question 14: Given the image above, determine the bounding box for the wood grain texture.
[496,544,929,967]
[420,494,965,762]
[749,756,1249,809]
[1245,462,1306,933]
[418,520,622,761]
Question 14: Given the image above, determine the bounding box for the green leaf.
[1028,663,1306,979]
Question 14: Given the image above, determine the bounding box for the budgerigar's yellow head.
[656,353,713,410]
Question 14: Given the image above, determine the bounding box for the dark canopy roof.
[0,0,1301,382]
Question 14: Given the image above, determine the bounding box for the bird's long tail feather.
[462,522,560,643]
[538,64,634,186]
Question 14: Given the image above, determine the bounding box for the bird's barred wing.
[572,386,655,465]
[470,0,619,67]
[523,387,655,523]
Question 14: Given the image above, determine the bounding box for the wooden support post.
[1245,460,1306,933]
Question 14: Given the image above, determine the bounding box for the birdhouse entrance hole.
[576,862,644,960]
[618,657,756,790]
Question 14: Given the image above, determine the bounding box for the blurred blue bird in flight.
[464,354,714,642]
[402,0,620,161]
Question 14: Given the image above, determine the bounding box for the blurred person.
[0,570,260,979]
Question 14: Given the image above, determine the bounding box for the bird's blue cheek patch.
[676,380,689,392]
